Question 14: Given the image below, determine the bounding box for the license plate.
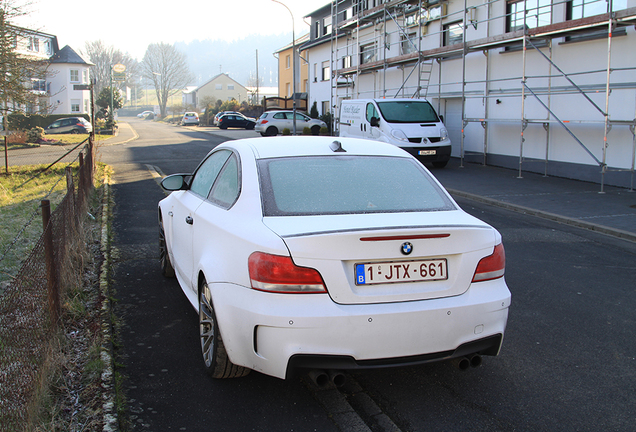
[355,259,448,285]
[418,149,436,156]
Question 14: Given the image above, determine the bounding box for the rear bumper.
[209,278,510,379]
[287,333,502,376]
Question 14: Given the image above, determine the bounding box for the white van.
[339,98,451,167]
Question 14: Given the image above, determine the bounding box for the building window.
[28,36,39,52]
[82,70,88,84]
[507,0,552,32]
[321,61,330,81]
[321,101,329,116]
[360,43,377,64]
[216,84,222,90]
[228,84,234,90]
[44,40,51,55]
[70,70,79,82]
[323,16,332,35]
[286,83,291,97]
[339,7,354,22]
[342,55,352,69]
[429,5,444,21]
[84,100,89,113]
[71,100,80,113]
[303,79,308,92]
[565,0,626,41]
[314,21,320,38]
[568,0,610,20]
[444,22,463,46]
[31,79,46,92]
[401,33,418,55]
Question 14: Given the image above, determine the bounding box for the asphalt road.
[101,118,636,432]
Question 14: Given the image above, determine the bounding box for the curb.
[99,172,118,432]
[447,188,636,243]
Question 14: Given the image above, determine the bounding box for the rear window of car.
[258,156,455,216]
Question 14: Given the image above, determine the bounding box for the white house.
[9,27,92,116]
[300,0,636,188]
[47,45,93,116]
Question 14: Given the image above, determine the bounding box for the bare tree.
[140,42,193,117]
[82,40,138,96]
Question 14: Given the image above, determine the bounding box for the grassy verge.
[0,160,117,429]
[29,170,112,430]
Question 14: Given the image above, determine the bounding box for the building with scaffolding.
[300,0,636,190]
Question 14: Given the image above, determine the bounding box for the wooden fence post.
[41,200,60,325]
[78,153,85,208]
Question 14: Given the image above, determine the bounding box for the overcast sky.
[16,0,329,60]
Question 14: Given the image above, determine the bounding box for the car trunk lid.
[263,211,498,305]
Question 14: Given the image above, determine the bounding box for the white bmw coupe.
[158,136,511,380]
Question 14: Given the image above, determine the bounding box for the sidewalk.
[433,158,636,242]
[103,122,636,242]
[96,121,138,146]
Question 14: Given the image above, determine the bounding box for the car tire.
[199,281,250,378]
[246,124,255,130]
[311,125,321,135]
[71,129,80,134]
[432,161,448,168]
[266,126,278,136]
[159,218,175,278]
[219,125,227,130]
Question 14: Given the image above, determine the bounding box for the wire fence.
[0,138,96,430]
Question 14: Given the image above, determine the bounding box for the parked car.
[158,136,511,380]
[137,110,155,119]
[255,110,326,136]
[181,112,199,126]
[217,113,256,130]
[213,111,241,126]
[44,117,92,134]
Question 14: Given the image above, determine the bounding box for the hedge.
[7,113,91,130]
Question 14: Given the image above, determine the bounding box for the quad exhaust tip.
[309,369,346,388]
[452,354,483,371]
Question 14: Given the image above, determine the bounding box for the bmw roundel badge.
[401,242,413,255]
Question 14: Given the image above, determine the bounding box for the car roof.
[221,136,410,160]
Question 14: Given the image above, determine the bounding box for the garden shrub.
[302,127,311,135]
[282,128,291,136]
[27,127,44,143]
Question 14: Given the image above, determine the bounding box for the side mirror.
[370,117,380,127]
[161,174,189,191]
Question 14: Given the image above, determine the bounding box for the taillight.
[248,252,327,293]
[260,120,268,125]
[472,243,505,282]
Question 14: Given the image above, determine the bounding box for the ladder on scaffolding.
[415,57,435,99]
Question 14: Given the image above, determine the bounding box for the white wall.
[48,64,91,115]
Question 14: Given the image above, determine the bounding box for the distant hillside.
[176,33,295,89]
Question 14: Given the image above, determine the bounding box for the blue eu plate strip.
[355,264,366,285]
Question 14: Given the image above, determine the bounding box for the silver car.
[44,117,93,134]
[255,111,326,136]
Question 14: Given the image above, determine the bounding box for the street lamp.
[271,0,297,135]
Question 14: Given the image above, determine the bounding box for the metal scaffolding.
[324,0,636,191]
